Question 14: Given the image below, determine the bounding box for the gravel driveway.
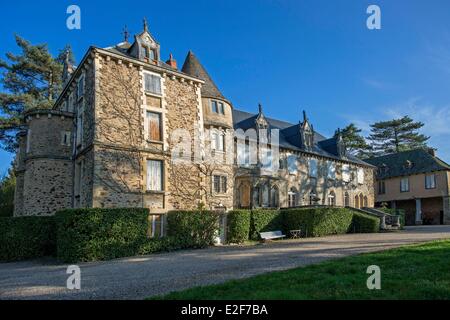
[1,225,450,300]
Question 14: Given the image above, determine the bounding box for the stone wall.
[15,110,74,216]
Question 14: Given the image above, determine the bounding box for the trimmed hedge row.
[167,210,219,248]
[0,216,56,261]
[226,210,251,244]
[56,208,150,263]
[227,207,381,242]
[250,209,284,240]
[350,212,380,233]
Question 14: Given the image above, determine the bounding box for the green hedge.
[167,210,219,248]
[0,216,56,261]
[350,212,380,233]
[250,209,284,240]
[227,210,251,244]
[56,208,149,263]
[282,207,355,237]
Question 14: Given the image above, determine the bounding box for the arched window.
[253,185,260,207]
[270,186,279,208]
[288,187,297,207]
[261,183,270,207]
[359,194,364,208]
[344,192,350,207]
[309,192,317,205]
[328,191,336,206]
[363,195,368,208]
[354,195,360,209]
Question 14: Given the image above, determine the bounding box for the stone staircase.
[357,207,401,231]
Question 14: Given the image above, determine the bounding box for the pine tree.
[335,123,372,158]
[0,167,15,217]
[0,35,73,152]
[368,116,429,155]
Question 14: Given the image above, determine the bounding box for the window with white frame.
[309,159,318,178]
[357,168,364,184]
[327,161,336,180]
[213,175,227,193]
[342,164,351,182]
[211,131,224,151]
[425,174,436,189]
[400,177,409,192]
[147,160,163,191]
[144,73,161,95]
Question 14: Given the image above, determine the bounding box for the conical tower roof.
[181,51,227,101]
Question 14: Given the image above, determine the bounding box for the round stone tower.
[14,109,75,216]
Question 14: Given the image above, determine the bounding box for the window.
[26,129,31,153]
[211,131,224,151]
[142,46,149,59]
[425,174,436,189]
[144,73,161,95]
[262,148,273,170]
[68,94,74,112]
[287,155,297,174]
[213,175,227,193]
[288,188,297,207]
[76,112,83,147]
[211,100,225,114]
[147,160,163,191]
[327,161,336,180]
[400,177,409,192]
[357,168,364,184]
[344,192,350,207]
[148,215,164,238]
[378,180,386,194]
[328,191,336,206]
[342,164,351,182]
[61,131,71,146]
[77,76,84,100]
[309,192,317,205]
[309,159,318,178]
[211,101,218,113]
[147,112,162,141]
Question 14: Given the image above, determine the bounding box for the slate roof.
[181,51,228,102]
[232,109,373,167]
[364,149,450,179]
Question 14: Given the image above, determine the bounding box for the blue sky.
[1,0,450,174]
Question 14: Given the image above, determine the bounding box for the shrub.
[167,210,219,248]
[250,209,283,240]
[0,216,56,261]
[137,236,186,255]
[55,208,149,263]
[350,212,380,233]
[227,210,251,244]
[282,207,354,237]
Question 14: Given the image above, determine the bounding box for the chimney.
[166,53,177,69]
[427,148,436,157]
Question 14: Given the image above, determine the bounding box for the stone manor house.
[13,21,376,223]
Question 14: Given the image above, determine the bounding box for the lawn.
[154,240,450,300]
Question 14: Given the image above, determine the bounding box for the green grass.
[154,240,450,300]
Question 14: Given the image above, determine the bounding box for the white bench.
[260,231,286,241]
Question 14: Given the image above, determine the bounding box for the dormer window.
[141,46,157,62]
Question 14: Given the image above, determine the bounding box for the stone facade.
[14,22,376,217]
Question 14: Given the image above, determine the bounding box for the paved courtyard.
[1,225,450,300]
